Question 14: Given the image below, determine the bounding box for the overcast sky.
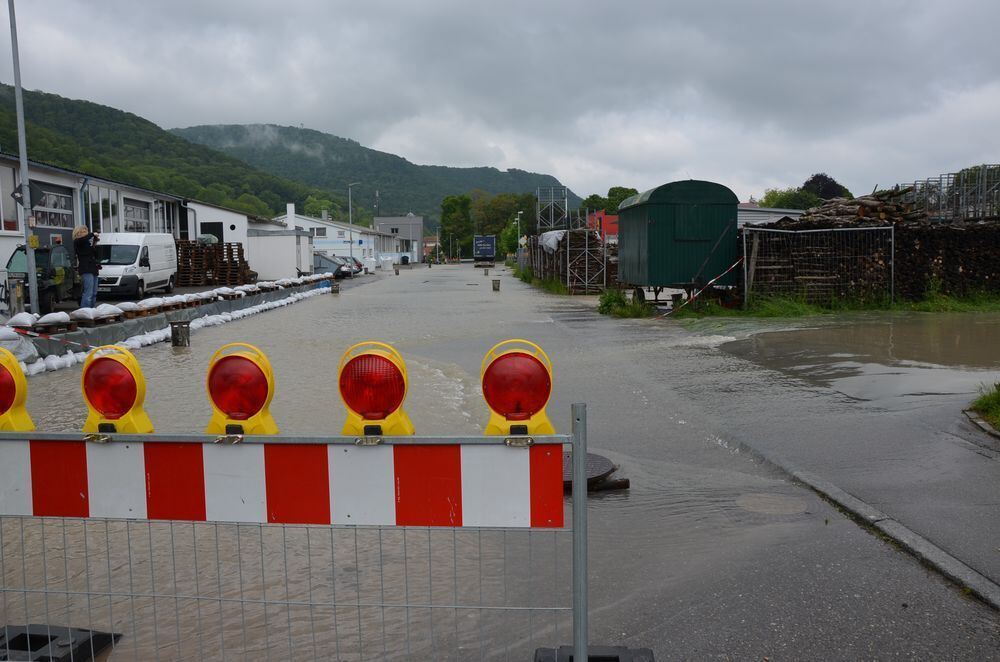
[3,0,1000,201]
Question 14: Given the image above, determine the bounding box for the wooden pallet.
[32,321,79,334]
[74,315,124,327]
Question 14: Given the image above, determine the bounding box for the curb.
[963,409,1000,440]
[727,439,1000,611]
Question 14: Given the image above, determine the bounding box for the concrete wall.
[246,230,312,280]
[189,202,249,245]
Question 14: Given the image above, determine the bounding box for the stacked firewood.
[894,222,1000,299]
[773,187,925,230]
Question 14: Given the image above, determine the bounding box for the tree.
[606,186,639,212]
[581,193,609,212]
[499,220,518,255]
[439,194,472,258]
[303,195,338,218]
[759,187,822,210]
[802,173,852,200]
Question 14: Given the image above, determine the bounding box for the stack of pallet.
[214,243,252,286]
[176,240,208,287]
[773,188,924,230]
[175,240,253,287]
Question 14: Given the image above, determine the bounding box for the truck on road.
[473,234,496,268]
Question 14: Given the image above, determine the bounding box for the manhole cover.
[735,493,808,515]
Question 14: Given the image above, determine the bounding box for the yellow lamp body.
[0,347,34,431]
[82,346,154,434]
[481,339,555,435]
[338,341,414,436]
[205,343,278,435]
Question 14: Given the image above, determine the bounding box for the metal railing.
[0,405,589,661]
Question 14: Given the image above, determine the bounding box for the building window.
[34,183,74,229]
[153,200,176,234]
[123,198,150,232]
[337,230,345,238]
[314,227,327,237]
[0,165,17,232]
[391,227,399,234]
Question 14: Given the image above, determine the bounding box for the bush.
[597,288,654,318]
[972,383,1000,430]
[598,289,627,314]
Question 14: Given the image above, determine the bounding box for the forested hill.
[0,85,347,218]
[170,124,580,221]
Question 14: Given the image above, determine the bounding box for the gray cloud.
[2,0,999,200]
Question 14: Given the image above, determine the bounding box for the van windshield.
[6,248,49,273]
[96,245,140,265]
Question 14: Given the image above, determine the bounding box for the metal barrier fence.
[896,164,1000,222]
[0,406,589,661]
[742,226,894,305]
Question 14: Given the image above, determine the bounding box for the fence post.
[742,228,748,309]
[572,402,588,661]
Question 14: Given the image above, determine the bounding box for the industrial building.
[375,213,423,264]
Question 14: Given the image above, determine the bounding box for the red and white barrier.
[0,439,564,528]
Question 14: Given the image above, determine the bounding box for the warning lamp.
[0,347,34,431]
[338,341,414,436]
[82,346,153,434]
[481,339,554,435]
[205,343,278,435]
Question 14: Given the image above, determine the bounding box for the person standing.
[72,225,100,308]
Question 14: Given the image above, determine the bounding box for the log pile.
[894,222,1000,300]
[772,187,925,230]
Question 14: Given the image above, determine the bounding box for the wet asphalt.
[25,264,1000,658]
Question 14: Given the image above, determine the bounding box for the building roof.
[619,180,739,210]
[273,213,397,238]
[0,151,184,202]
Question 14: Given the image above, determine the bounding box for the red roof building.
[587,210,619,242]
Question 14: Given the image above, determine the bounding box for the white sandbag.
[6,312,38,327]
[70,307,97,321]
[95,303,124,318]
[116,301,139,312]
[137,297,164,310]
[25,360,46,376]
[37,312,72,325]
[0,326,38,363]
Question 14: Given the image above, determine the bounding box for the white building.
[274,203,400,264]
[375,214,424,264]
[737,204,804,227]
[0,153,183,269]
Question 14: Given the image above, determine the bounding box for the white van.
[95,233,177,299]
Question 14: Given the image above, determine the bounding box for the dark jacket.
[74,232,100,275]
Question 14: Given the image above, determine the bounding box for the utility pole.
[347,182,359,278]
[8,0,38,310]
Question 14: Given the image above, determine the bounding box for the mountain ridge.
[170,123,581,223]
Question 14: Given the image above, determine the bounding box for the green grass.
[513,266,569,295]
[597,289,655,318]
[971,383,1000,430]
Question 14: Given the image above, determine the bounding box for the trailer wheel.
[633,287,645,303]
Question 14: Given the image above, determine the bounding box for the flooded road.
[10,266,1000,658]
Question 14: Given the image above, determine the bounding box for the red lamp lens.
[482,352,551,420]
[340,354,405,419]
[84,357,137,419]
[0,365,15,415]
[208,355,269,420]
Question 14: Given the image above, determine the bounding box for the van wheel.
[135,281,145,300]
[165,276,174,294]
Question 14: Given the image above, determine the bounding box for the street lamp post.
[347,182,360,278]
[7,0,38,310]
[516,210,523,265]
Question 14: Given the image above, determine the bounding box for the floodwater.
[4,266,1000,659]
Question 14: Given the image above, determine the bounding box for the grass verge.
[513,266,569,295]
[971,383,1000,430]
[670,292,1000,319]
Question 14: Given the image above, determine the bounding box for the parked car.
[345,256,364,274]
[5,244,80,314]
[327,256,355,279]
[95,233,177,299]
